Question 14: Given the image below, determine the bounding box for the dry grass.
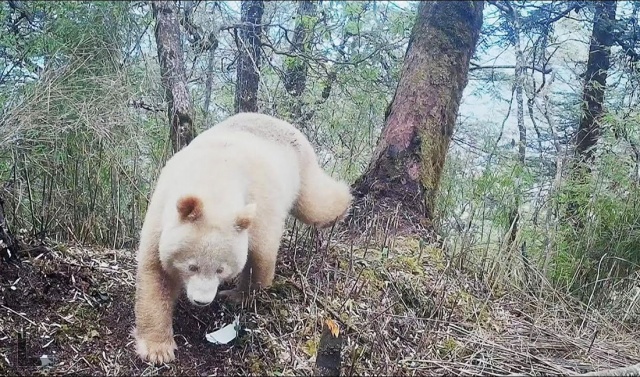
[0,222,639,376]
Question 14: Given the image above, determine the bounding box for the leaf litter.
[0,226,638,376]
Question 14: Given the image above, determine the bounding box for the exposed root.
[341,193,439,246]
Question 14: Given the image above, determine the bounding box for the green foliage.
[0,1,416,246]
[551,121,640,292]
[2,0,640,318]
[438,107,640,306]
[252,1,414,180]
[1,1,164,246]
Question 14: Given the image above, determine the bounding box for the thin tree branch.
[470,62,553,74]
[129,99,163,112]
[613,34,640,63]
[488,0,583,24]
[179,3,219,53]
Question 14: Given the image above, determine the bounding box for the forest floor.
[1,226,639,376]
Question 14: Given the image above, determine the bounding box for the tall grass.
[436,115,640,321]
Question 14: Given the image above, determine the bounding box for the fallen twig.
[1,304,37,326]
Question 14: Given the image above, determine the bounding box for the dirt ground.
[1,228,639,376]
[0,249,239,375]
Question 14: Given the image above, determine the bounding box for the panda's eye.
[188,265,199,272]
[216,267,224,274]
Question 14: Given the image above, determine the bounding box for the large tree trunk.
[152,0,195,153]
[567,1,616,224]
[573,1,616,166]
[234,0,264,113]
[351,1,484,234]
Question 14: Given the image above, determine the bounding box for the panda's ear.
[235,203,257,231]
[176,196,203,222]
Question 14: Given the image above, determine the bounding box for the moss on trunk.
[350,1,484,235]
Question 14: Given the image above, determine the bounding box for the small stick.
[1,304,37,326]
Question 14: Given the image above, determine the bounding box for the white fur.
[133,112,353,364]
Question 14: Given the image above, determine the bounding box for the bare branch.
[612,34,640,64]
[470,62,553,74]
[129,99,163,113]
[546,1,584,23]
[487,0,511,15]
[179,3,219,53]
[488,0,583,24]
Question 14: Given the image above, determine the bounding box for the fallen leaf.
[326,319,339,337]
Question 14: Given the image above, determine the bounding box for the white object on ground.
[40,354,52,367]
[205,315,240,345]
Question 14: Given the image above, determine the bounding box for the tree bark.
[567,1,616,224]
[284,0,319,128]
[351,1,484,233]
[284,0,317,97]
[152,1,196,153]
[574,1,616,166]
[234,0,264,113]
[203,42,218,126]
[313,319,343,376]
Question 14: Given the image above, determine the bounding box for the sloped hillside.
[1,228,639,376]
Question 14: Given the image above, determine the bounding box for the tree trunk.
[203,43,218,126]
[234,0,264,113]
[284,0,317,97]
[152,0,196,153]
[574,1,616,166]
[351,1,484,234]
[284,0,318,128]
[179,1,220,126]
[506,1,527,250]
[567,1,616,224]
